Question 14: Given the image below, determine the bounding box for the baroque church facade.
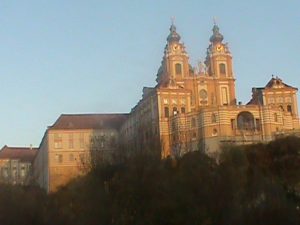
[120,23,300,158]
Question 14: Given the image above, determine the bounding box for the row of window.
[268,97,292,104]
[279,105,292,113]
[163,89,228,109]
[171,131,197,143]
[54,138,84,149]
[164,106,186,117]
[0,166,27,178]
[163,98,186,105]
[180,110,285,130]
[54,133,85,149]
[174,63,227,76]
[55,153,85,164]
[170,111,287,140]
[191,113,217,128]
[54,133,116,149]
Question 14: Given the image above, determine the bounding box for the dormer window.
[175,63,182,75]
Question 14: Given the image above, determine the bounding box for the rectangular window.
[20,167,26,177]
[12,167,17,178]
[221,87,228,105]
[69,133,74,149]
[211,113,217,123]
[79,153,85,164]
[231,119,235,130]
[54,133,63,149]
[192,132,197,138]
[191,118,196,128]
[274,113,278,122]
[255,119,261,131]
[55,154,63,163]
[79,133,84,149]
[175,63,182,75]
[164,107,169,118]
[285,97,292,103]
[3,168,8,177]
[219,63,226,75]
[54,133,62,139]
[181,107,185,114]
[54,142,62,149]
[69,154,74,161]
[211,93,215,105]
[191,96,195,106]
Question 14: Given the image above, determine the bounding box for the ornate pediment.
[265,76,297,90]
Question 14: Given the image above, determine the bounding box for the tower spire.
[167,18,181,43]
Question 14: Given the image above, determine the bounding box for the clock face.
[173,44,179,51]
[216,44,224,52]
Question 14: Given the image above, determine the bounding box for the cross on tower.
[171,16,175,25]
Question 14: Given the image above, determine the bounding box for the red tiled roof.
[50,114,129,130]
[0,146,38,162]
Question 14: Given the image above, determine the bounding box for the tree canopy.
[0,136,300,225]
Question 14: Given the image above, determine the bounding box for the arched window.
[212,128,218,136]
[164,107,169,118]
[181,107,185,114]
[279,105,284,111]
[237,111,255,131]
[175,63,182,75]
[219,63,226,75]
[287,105,292,113]
[173,107,178,116]
[211,113,217,123]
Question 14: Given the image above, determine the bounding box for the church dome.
[167,24,181,43]
[209,24,223,43]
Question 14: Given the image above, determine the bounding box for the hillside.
[0,136,299,225]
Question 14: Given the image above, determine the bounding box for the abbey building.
[120,23,300,158]
[31,23,300,192]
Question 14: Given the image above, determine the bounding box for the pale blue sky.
[0,0,299,147]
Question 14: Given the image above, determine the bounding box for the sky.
[0,0,299,147]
